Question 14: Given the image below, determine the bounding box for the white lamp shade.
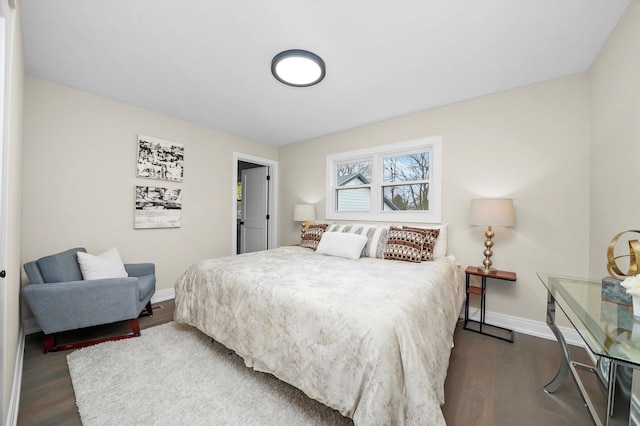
[293,204,316,222]
[469,198,515,227]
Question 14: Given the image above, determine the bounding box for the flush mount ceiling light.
[271,49,326,87]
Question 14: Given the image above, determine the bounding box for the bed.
[174,224,464,425]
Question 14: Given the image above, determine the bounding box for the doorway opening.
[232,153,278,255]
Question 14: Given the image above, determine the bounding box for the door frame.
[231,152,278,255]
[0,1,11,420]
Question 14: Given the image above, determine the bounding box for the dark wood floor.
[18,300,600,425]
[442,321,601,425]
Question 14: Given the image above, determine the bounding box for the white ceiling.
[20,0,630,147]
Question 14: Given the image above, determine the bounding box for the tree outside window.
[382,152,430,211]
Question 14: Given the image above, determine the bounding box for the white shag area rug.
[67,322,352,426]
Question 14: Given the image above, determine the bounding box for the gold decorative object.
[607,230,640,279]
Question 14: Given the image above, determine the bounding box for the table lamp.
[469,198,515,272]
[293,204,316,237]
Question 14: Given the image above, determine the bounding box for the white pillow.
[77,247,129,280]
[422,223,447,258]
[326,223,390,258]
[316,232,368,260]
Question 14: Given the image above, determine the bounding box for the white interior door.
[240,166,269,253]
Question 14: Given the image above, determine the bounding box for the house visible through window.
[327,136,442,223]
[336,160,371,211]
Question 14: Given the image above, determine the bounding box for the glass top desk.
[538,273,640,426]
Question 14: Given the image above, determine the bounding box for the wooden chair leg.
[138,301,153,317]
[129,318,141,336]
[43,334,56,354]
[42,318,142,353]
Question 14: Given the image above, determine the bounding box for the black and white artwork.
[134,185,182,229]
[136,135,184,182]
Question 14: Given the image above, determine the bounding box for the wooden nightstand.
[464,266,517,343]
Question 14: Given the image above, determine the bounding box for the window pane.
[382,184,429,211]
[337,188,370,211]
[336,161,372,185]
[383,152,429,182]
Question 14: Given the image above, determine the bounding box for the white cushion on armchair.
[77,247,129,280]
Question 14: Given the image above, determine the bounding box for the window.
[336,160,371,211]
[326,136,442,223]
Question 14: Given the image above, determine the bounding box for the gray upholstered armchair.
[22,247,155,353]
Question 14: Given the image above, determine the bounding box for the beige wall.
[3,0,24,421]
[589,0,640,278]
[279,73,591,324]
[22,77,277,297]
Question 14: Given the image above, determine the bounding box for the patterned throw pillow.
[403,226,440,261]
[300,224,328,250]
[326,224,389,258]
[363,226,390,259]
[383,227,425,263]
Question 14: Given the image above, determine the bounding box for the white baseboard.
[463,306,586,348]
[6,324,25,426]
[23,317,40,335]
[151,287,175,303]
[23,287,176,335]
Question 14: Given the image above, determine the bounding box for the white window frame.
[326,136,442,223]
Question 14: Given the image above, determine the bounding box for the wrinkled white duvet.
[174,246,464,425]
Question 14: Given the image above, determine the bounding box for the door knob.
[0,270,5,278]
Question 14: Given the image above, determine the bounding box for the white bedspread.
[174,246,464,425]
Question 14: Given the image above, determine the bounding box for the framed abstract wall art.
[136,134,184,182]
[134,185,182,229]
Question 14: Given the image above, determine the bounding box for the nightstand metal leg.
[463,272,514,343]
[464,273,470,328]
[480,276,486,333]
